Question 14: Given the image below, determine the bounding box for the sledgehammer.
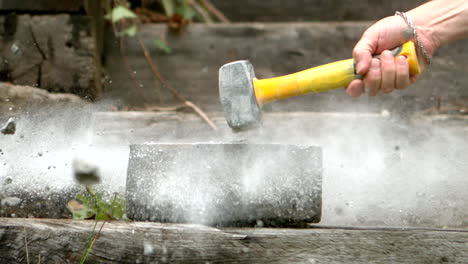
[219,41,421,129]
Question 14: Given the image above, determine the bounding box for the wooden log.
[0,218,467,263]
[210,0,427,22]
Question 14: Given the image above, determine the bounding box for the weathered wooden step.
[1,218,467,263]
[104,23,468,113]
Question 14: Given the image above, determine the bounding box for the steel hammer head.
[219,60,261,130]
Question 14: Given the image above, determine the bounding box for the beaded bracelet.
[395,11,432,65]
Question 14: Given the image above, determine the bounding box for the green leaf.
[118,25,137,37]
[176,5,196,20]
[161,0,175,16]
[106,5,137,23]
[154,39,172,54]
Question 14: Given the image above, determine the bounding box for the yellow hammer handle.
[253,41,421,106]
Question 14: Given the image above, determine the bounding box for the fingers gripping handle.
[253,41,420,106]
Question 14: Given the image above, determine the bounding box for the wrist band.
[395,11,432,65]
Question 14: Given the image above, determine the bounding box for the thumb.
[353,29,379,75]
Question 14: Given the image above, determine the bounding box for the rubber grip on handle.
[253,41,420,106]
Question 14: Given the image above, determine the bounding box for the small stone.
[73,158,101,185]
[10,43,20,54]
[1,197,22,207]
[3,177,12,185]
[1,117,16,135]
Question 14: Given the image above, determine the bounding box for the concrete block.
[126,143,322,226]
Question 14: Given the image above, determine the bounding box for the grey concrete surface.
[105,23,468,114]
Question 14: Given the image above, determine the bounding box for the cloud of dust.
[256,105,468,228]
[0,96,466,228]
[0,100,128,202]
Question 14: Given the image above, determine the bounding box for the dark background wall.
[0,0,427,20]
[0,0,83,12]
[210,0,427,21]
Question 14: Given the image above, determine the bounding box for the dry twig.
[190,0,214,23]
[111,22,152,104]
[145,103,187,111]
[199,0,230,23]
[135,29,217,130]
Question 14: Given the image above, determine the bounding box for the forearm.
[408,0,468,50]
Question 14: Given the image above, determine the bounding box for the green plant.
[68,188,127,221]
[67,187,127,264]
[161,0,195,20]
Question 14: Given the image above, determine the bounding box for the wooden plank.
[0,218,467,263]
[104,23,468,113]
[210,0,427,22]
[0,0,83,12]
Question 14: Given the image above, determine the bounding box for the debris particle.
[381,109,390,117]
[1,197,22,207]
[73,158,101,185]
[143,242,154,255]
[10,43,20,54]
[38,152,43,157]
[3,177,12,185]
[256,220,264,228]
[1,117,16,135]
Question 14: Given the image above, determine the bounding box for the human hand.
[346,15,434,97]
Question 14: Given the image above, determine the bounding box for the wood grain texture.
[210,0,427,22]
[1,218,467,263]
